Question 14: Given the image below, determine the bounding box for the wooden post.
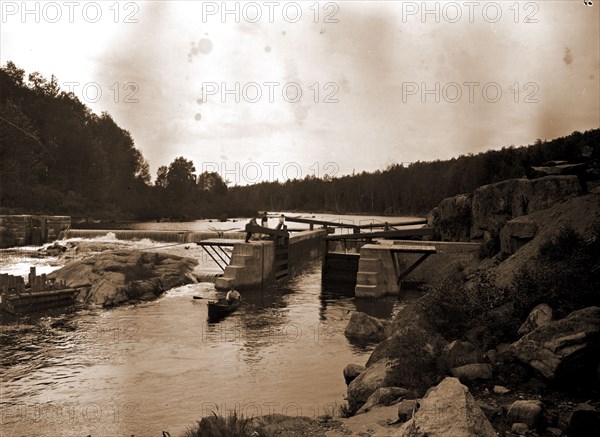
[29,267,36,287]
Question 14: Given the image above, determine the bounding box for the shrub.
[183,411,259,437]
[509,224,600,319]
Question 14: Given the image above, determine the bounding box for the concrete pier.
[215,229,326,291]
[354,240,481,298]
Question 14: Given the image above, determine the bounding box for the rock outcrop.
[470,175,582,241]
[512,306,600,383]
[429,193,472,242]
[517,303,553,337]
[500,216,539,255]
[395,377,496,436]
[49,250,198,307]
[344,312,390,343]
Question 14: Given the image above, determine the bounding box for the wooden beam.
[325,228,434,240]
[398,253,432,284]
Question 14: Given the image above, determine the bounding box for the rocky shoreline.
[336,178,600,436]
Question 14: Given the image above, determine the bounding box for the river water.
[0,214,417,437]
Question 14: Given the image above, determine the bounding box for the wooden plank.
[390,244,437,253]
[196,239,239,247]
[325,228,434,240]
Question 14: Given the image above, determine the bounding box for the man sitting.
[226,289,241,304]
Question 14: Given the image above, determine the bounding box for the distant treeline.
[1,62,598,220]
[233,128,599,215]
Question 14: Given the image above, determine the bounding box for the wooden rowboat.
[207,298,241,320]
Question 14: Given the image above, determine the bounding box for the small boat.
[207,298,241,320]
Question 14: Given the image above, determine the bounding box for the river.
[0,213,418,436]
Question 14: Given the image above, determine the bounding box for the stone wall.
[0,215,71,248]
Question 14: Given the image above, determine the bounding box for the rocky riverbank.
[340,177,600,436]
[48,250,199,307]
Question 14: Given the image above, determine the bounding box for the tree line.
[1,62,598,220]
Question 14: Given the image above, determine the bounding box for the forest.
[1,62,599,220]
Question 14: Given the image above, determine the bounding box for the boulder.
[470,175,582,241]
[439,340,482,370]
[512,306,600,383]
[344,312,390,343]
[511,422,530,435]
[343,364,365,385]
[396,399,418,423]
[395,377,496,436]
[347,359,396,412]
[49,250,198,307]
[507,400,545,429]
[517,303,553,337]
[477,400,502,422]
[568,403,600,437]
[356,387,409,414]
[365,324,446,390]
[450,363,493,382]
[545,427,563,436]
[500,217,539,255]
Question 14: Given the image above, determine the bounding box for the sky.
[1,1,599,185]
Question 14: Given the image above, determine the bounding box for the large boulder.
[347,359,396,412]
[470,175,582,241]
[49,250,198,307]
[344,312,390,343]
[450,363,493,383]
[517,303,553,337]
[356,387,409,414]
[343,364,365,385]
[395,377,496,436]
[366,324,446,391]
[512,306,600,383]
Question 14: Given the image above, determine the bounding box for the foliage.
[422,267,510,342]
[509,224,600,319]
[422,224,600,347]
[183,411,264,437]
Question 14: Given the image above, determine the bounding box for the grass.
[183,411,265,437]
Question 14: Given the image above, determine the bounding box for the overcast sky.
[1,1,599,184]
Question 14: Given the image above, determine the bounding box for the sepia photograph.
[1,1,599,436]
